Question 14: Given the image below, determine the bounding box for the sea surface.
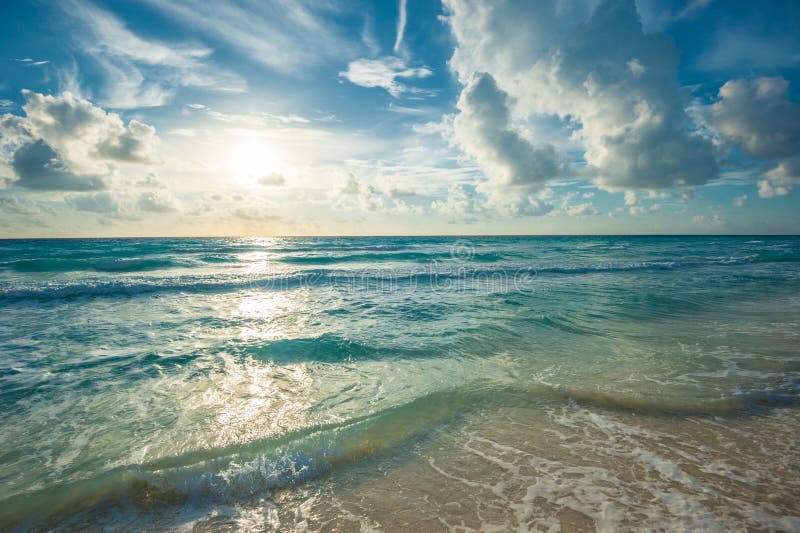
[0,236,799,531]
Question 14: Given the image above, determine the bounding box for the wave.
[1,376,797,529]
[2,257,188,273]
[2,253,798,303]
[278,251,508,264]
[0,389,468,530]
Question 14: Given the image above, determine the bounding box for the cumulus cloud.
[0,90,158,190]
[431,184,483,218]
[341,173,361,195]
[135,173,164,188]
[710,77,800,197]
[709,78,800,159]
[757,180,790,199]
[453,73,566,214]
[564,202,599,216]
[340,57,432,97]
[137,191,178,212]
[337,173,426,214]
[11,140,105,191]
[65,192,120,212]
[444,0,718,197]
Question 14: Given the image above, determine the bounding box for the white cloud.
[709,77,800,198]
[394,0,408,54]
[137,191,179,212]
[565,202,599,216]
[0,196,35,215]
[733,194,747,207]
[693,213,724,226]
[444,0,718,194]
[136,173,165,188]
[453,73,566,212]
[431,184,482,218]
[340,57,432,97]
[709,78,800,159]
[65,192,121,213]
[141,0,357,74]
[757,180,790,199]
[10,58,49,67]
[62,0,246,108]
[0,90,159,191]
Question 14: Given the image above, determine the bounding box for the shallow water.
[0,236,798,531]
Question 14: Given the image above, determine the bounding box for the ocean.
[0,236,798,531]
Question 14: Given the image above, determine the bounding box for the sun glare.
[229,140,285,185]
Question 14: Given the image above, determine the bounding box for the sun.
[229,140,285,184]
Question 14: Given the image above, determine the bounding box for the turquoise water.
[1,236,799,530]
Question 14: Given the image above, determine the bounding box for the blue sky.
[0,0,798,236]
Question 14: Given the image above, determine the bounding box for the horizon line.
[1,233,798,240]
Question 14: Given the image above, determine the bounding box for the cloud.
[388,187,417,199]
[11,140,105,191]
[564,201,599,216]
[258,172,286,186]
[757,180,790,199]
[340,57,432,97]
[453,73,566,211]
[444,0,718,194]
[141,0,357,75]
[137,191,178,212]
[11,90,158,167]
[336,173,426,214]
[10,58,49,67]
[231,208,281,222]
[431,184,482,218]
[61,0,245,107]
[341,173,361,195]
[135,173,165,188]
[733,194,747,207]
[0,196,35,215]
[65,192,121,213]
[0,90,159,190]
[394,0,408,53]
[709,78,800,159]
[709,77,800,197]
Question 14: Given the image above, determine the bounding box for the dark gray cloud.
[12,140,105,191]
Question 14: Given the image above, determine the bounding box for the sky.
[0,0,799,237]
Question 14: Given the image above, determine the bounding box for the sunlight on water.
[0,236,799,530]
